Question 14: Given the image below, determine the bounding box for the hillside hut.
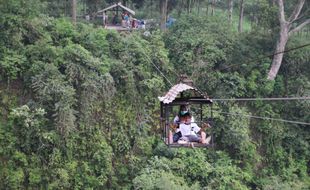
[97,2,136,31]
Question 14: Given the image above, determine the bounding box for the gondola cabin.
[158,83,214,148]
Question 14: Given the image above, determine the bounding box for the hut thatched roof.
[97,2,135,15]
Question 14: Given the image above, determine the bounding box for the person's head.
[179,105,189,116]
[179,112,191,123]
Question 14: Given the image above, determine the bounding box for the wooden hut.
[97,2,136,31]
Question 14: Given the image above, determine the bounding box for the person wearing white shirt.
[169,105,208,144]
[179,112,208,144]
[178,112,202,143]
[172,105,194,142]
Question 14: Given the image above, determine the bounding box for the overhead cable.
[220,43,310,71]
[213,110,310,126]
[150,61,173,86]
[212,97,310,101]
[143,52,174,87]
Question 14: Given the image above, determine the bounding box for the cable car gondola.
[158,80,214,148]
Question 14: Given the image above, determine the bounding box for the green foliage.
[77,26,110,58]
[10,105,47,153]
[31,63,76,136]
[0,49,26,82]
[133,171,195,190]
[7,168,25,189]
[218,105,253,157]
[259,175,310,190]
[255,0,278,30]
[51,18,77,45]
[0,0,42,17]
[133,156,194,190]
[165,15,235,76]
[173,149,213,186]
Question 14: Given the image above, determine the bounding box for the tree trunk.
[197,0,200,15]
[160,0,168,31]
[150,0,153,18]
[83,0,86,15]
[211,0,215,16]
[177,0,183,16]
[206,0,209,15]
[187,0,192,14]
[228,0,233,24]
[71,0,77,24]
[122,0,128,6]
[267,0,308,80]
[267,24,289,80]
[238,0,244,32]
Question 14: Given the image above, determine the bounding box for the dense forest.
[0,0,309,189]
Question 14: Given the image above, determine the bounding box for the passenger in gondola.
[172,105,194,142]
[178,112,206,143]
[169,105,209,144]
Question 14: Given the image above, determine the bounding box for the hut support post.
[211,104,214,147]
[164,105,171,144]
[200,104,203,121]
[160,102,164,140]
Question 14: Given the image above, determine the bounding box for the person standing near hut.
[103,11,108,28]
[112,12,118,25]
[124,13,130,28]
[121,12,125,27]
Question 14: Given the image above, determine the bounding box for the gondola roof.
[158,83,212,104]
